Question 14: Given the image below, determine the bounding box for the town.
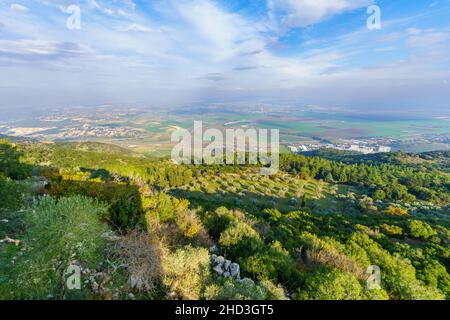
[287,141,392,154]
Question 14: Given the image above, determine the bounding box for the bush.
[380,224,403,237]
[240,242,301,288]
[203,207,237,239]
[144,194,210,246]
[0,140,32,179]
[48,180,142,230]
[373,189,386,201]
[0,174,24,210]
[419,259,450,298]
[363,288,389,300]
[410,186,436,202]
[219,221,263,259]
[296,267,363,300]
[142,192,179,222]
[407,220,436,240]
[384,205,409,216]
[297,232,366,280]
[176,209,204,240]
[204,278,267,300]
[116,231,165,293]
[350,232,445,300]
[162,246,210,300]
[259,279,289,300]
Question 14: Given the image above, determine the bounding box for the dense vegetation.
[1,139,449,300]
[280,152,449,203]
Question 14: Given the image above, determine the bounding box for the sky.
[0,0,449,114]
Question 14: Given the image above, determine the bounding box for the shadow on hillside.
[169,188,309,215]
[169,188,363,242]
[0,142,167,298]
[45,175,170,297]
[46,177,143,231]
[0,141,35,179]
[79,167,131,182]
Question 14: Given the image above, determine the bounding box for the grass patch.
[0,196,111,299]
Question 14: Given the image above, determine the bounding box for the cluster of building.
[288,142,392,154]
[0,124,144,140]
[53,124,143,139]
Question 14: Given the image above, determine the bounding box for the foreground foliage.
[1,140,449,300]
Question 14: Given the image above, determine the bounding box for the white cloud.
[88,0,115,16]
[0,0,449,109]
[0,39,92,62]
[10,3,29,12]
[268,0,373,28]
[173,0,257,60]
[407,29,450,48]
[117,23,153,33]
[0,0,388,99]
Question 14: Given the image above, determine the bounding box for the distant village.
[287,142,392,154]
[0,124,144,140]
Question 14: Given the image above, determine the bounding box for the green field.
[47,109,447,155]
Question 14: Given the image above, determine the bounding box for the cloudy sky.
[0,0,449,113]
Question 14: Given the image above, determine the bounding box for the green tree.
[297,267,363,300]
[407,220,436,240]
[219,221,263,259]
[373,189,386,201]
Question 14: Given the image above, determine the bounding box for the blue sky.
[0,0,449,112]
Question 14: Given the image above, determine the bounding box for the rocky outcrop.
[210,254,246,282]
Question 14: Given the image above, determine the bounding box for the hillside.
[1,139,449,300]
[302,149,450,171]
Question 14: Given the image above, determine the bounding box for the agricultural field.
[2,106,448,155]
[176,170,351,215]
[121,108,450,153]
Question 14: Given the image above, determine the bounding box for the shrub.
[116,231,165,292]
[204,278,267,300]
[175,209,199,238]
[162,246,210,300]
[384,205,409,216]
[240,254,273,281]
[380,224,403,237]
[410,186,436,202]
[144,193,211,246]
[350,232,445,300]
[407,220,436,240]
[0,140,32,179]
[240,242,301,288]
[219,221,263,259]
[142,192,191,223]
[419,259,450,298]
[363,288,389,300]
[296,267,363,300]
[203,207,237,239]
[259,279,289,300]
[48,180,142,230]
[373,189,386,201]
[0,174,24,210]
[297,232,366,280]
